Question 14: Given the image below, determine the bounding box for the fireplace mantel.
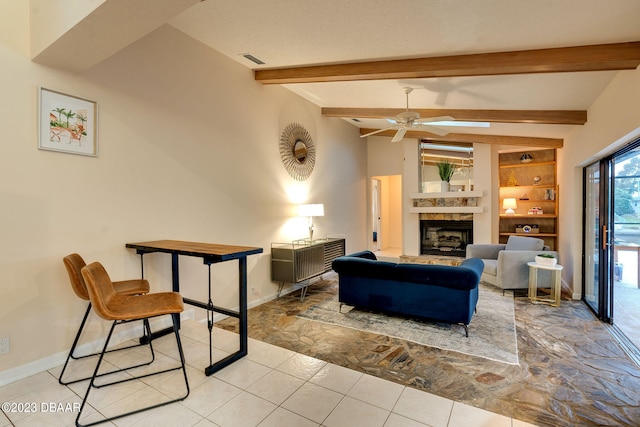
[410,191,483,199]
[408,191,484,214]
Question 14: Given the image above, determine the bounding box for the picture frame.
[38,87,98,156]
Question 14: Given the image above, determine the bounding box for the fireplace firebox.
[420,220,473,256]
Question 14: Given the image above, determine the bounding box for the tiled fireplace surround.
[409,194,482,258]
[419,213,474,257]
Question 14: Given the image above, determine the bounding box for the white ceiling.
[169,0,640,142]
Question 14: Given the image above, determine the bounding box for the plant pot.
[535,255,557,267]
[440,181,450,192]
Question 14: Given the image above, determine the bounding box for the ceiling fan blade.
[419,115,455,123]
[391,128,407,143]
[360,126,396,138]
[415,124,450,136]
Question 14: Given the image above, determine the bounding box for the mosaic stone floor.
[217,276,640,427]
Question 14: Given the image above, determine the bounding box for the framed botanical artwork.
[38,87,98,156]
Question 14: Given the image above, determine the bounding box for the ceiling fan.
[360,87,455,142]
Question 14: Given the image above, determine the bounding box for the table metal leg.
[239,256,248,356]
[552,270,561,307]
[528,266,537,301]
[140,252,180,344]
[207,263,214,367]
[203,256,248,376]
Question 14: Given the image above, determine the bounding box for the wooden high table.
[126,240,263,376]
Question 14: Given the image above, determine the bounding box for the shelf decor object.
[535,254,557,267]
[437,160,455,192]
[520,153,533,163]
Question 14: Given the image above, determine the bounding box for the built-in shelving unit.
[499,149,558,250]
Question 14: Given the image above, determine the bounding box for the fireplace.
[420,219,473,256]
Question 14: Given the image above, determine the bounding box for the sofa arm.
[496,250,559,289]
[345,250,377,260]
[465,244,505,260]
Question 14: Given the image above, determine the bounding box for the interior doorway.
[370,175,402,257]
[371,178,381,252]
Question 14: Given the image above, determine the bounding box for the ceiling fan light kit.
[360,87,461,142]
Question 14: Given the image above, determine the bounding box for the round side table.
[527,262,563,307]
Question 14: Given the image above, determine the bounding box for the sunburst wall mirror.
[279,122,316,181]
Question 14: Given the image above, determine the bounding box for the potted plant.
[437,160,455,192]
[535,253,557,267]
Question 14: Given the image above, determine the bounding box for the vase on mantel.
[441,181,450,192]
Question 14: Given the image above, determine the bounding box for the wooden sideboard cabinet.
[271,237,345,301]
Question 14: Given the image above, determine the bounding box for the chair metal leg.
[58,304,92,385]
[76,315,189,427]
[59,304,154,386]
[91,318,157,389]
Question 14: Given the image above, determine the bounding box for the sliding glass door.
[583,160,611,319]
[584,139,640,347]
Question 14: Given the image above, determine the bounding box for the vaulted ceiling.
[168,0,640,148]
[32,0,640,149]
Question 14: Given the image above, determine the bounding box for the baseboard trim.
[0,279,326,387]
[0,309,194,387]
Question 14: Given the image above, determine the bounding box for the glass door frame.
[583,138,640,322]
[582,159,612,321]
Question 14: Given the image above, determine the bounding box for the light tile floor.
[0,320,539,427]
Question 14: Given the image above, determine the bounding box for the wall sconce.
[502,198,517,215]
[298,203,324,241]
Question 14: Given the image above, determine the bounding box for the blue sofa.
[331,251,484,336]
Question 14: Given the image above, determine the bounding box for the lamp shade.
[298,203,324,217]
[502,198,517,210]
[502,198,517,215]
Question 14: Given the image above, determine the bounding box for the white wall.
[0,2,367,381]
[559,67,640,298]
[367,136,405,252]
[472,143,499,244]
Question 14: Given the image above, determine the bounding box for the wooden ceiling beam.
[322,108,586,125]
[255,42,640,84]
[359,128,563,148]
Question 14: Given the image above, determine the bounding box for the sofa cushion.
[333,255,483,292]
[482,259,498,276]
[505,235,544,251]
[332,256,397,278]
[393,261,481,291]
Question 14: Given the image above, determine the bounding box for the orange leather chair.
[59,253,151,385]
[76,261,189,427]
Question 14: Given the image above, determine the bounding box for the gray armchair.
[465,236,558,290]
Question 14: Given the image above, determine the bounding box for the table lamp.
[502,198,517,215]
[298,203,324,241]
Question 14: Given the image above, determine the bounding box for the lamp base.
[505,208,515,215]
